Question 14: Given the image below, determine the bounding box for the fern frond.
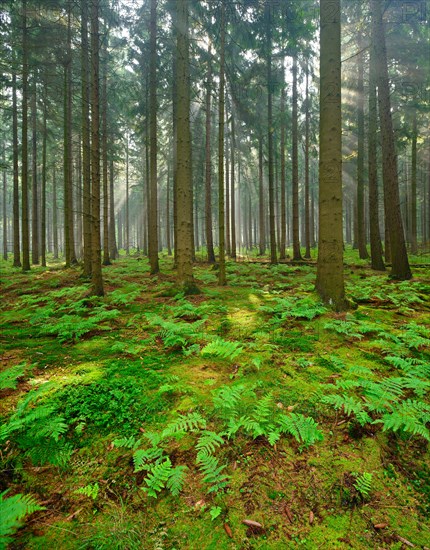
[142,458,173,497]
[166,465,188,496]
[277,413,323,448]
[196,454,229,493]
[161,412,206,439]
[195,431,225,460]
[201,338,243,361]
[0,491,45,547]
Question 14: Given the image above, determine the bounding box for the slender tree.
[218,1,227,284]
[292,52,302,261]
[372,0,411,280]
[315,0,347,310]
[205,48,215,263]
[12,68,21,267]
[21,0,30,272]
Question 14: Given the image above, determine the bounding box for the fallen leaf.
[243,519,263,528]
[396,535,415,547]
[284,505,294,523]
[309,511,314,524]
[224,523,233,538]
[374,523,388,529]
[195,499,205,509]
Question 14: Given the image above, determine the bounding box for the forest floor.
[1,249,430,550]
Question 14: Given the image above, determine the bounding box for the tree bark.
[230,110,237,259]
[316,0,347,310]
[410,112,418,254]
[81,0,92,276]
[12,68,21,267]
[90,0,104,295]
[372,0,411,280]
[292,53,302,261]
[31,80,39,264]
[304,62,311,259]
[41,78,47,267]
[217,1,226,284]
[368,42,385,271]
[175,0,198,292]
[21,0,30,272]
[205,49,215,263]
[356,46,369,260]
[108,158,118,259]
[2,147,7,261]
[280,63,286,260]
[102,37,110,265]
[258,136,265,255]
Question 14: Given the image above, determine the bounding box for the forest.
[0,0,429,548]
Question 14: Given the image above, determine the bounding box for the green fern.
[113,435,142,450]
[166,465,188,496]
[0,490,45,547]
[74,483,99,500]
[375,400,430,441]
[0,363,26,390]
[196,454,229,494]
[142,458,174,498]
[276,413,324,448]
[161,412,207,439]
[201,338,243,361]
[353,472,373,499]
[195,431,225,460]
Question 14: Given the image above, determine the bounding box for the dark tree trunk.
[205,48,215,263]
[31,82,39,264]
[21,0,30,272]
[52,164,58,259]
[280,64,286,260]
[230,110,237,259]
[12,69,21,267]
[356,46,369,260]
[218,1,226,284]
[108,158,118,259]
[372,0,411,280]
[102,38,110,266]
[292,53,302,261]
[304,63,311,259]
[258,137,265,255]
[41,79,47,267]
[410,112,418,254]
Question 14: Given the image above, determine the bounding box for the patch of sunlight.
[30,361,104,389]
[248,292,262,305]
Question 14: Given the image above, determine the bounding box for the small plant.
[201,338,243,361]
[74,483,100,500]
[353,472,373,499]
[0,490,45,547]
[0,363,26,390]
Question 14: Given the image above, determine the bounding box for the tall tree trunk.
[316,0,347,310]
[225,126,230,256]
[175,0,198,291]
[53,164,58,259]
[410,112,418,255]
[166,161,172,255]
[292,53,302,261]
[204,53,215,263]
[81,0,92,276]
[41,78,47,267]
[258,136,265,255]
[90,0,104,295]
[102,37,110,265]
[230,110,237,259]
[368,43,385,271]
[205,49,215,263]
[2,147,7,261]
[12,69,21,267]
[266,0,277,264]
[21,0,30,272]
[356,46,369,260]
[372,0,411,280]
[125,138,130,254]
[280,63,286,260]
[217,1,226,284]
[108,158,118,259]
[304,62,311,259]
[148,0,160,273]
[31,81,39,264]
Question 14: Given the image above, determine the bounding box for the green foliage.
[353,472,373,499]
[323,363,430,440]
[161,412,207,439]
[0,491,45,548]
[209,506,222,521]
[200,338,243,360]
[0,363,26,390]
[0,385,72,466]
[74,483,99,500]
[260,296,327,322]
[195,431,225,460]
[145,313,205,351]
[196,454,229,493]
[275,413,325,449]
[108,288,141,306]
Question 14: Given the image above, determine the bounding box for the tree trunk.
[53,164,58,259]
[372,0,411,280]
[31,81,39,264]
[21,0,30,272]
[304,62,311,259]
[41,78,47,267]
[225,125,230,256]
[266,1,277,264]
[81,0,92,276]
[175,0,198,292]
[368,42,385,271]
[316,0,347,311]
[148,0,160,273]
[217,1,226,284]
[230,110,237,259]
[102,37,110,266]
[2,147,7,261]
[90,0,104,295]
[258,136,265,255]
[108,158,118,259]
[292,53,302,261]
[205,48,215,263]
[279,63,286,260]
[356,46,369,260]
[410,112,418,255]
[166,161,172,255]
[12,69,21,267]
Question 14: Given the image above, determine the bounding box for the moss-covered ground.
[0,249,429,549]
